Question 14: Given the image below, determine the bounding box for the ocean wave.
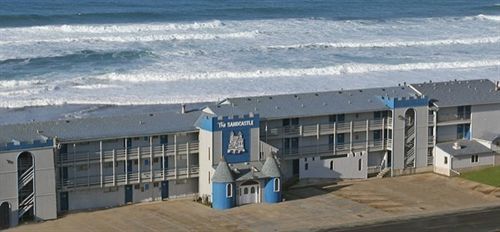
[0,20,224,34]
[0,50,155,65]
[94,59,500,82]
[0,31,259,45]
[470,14,500,21]
[266,36,500,50]
[0,79,46,88]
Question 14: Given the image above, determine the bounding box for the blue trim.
[378,96,428,109]
[212,182,235,210]
[0,139,53,152]
[263,178,281,204]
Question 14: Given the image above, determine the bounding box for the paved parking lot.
[11,173,500,232]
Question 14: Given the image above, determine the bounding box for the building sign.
[217,115,259,163]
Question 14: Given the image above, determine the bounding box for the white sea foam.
[0,20,224,34]
[95,59,500,82]
[474,14,500,21]
[0,30,259,45]
[266,36,500,50]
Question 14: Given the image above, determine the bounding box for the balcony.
[261,118,390,140]
[436,114,471,126]
[59,142,199,165]
[59,166,199,191]
[428,136,435,146]
[428,115,434,126]
[277,139,390,160]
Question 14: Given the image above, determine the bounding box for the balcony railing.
[277,139,390,160]
[437,114,471,124]
[261,118,391,139]
[59,142,199,164]
[59,166,199,190]
[428,115,434,126]
[428,136,435,146]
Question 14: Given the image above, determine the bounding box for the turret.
[261,154,282,204]
[211,158,235,209]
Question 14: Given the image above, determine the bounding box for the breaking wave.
[95,59,500,82]
[0,31,260,45]
[266,36,500,50]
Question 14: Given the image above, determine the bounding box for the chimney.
[181,104,186,114]
[496,81,499,91]
[452,142,462,150]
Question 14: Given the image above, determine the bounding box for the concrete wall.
[434,147,451,176]
[299,151,368,179]
[0,147,57,227]
[198,129,214,198]
[392,105,429,172]
[471,103,500,138]
[437,125,458,143]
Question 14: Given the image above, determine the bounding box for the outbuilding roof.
[436,140,493,157]
[410,79,500,108]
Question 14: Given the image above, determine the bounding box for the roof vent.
[275,106,279,110]
[269,96,273,100]
[347,100,351,104]
[149,113,154,117]
[315,93,319,96]
[452,142,462,150]
[301,103,304,108]
[36,130,43,134]
[139,121,145,125]
[496,81,500,91]
[181,104,186,114]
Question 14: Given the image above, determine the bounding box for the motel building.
[1,79,500,228]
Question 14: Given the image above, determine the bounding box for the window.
[291,118,299,125]
[330,161,334,170]
[160,135,168,145]
[226,184,233,198]
[374,130,382,140]
[471,155,479,163]
[337,133,345,144]
[312,157,315,161]
[355,113,359,118]
[273,178,280,192]
[305,163,309,170]
[250,187,256,194]
[153,158,159,163]
[358,159,362,171]
[154,182,159,188]
[144,137,148,141]
[144,183,149,190]
[304,157,307,162]
[134,160,138,165]
[244,188,248,194]
[134,184,140,190]
[208,172,211,184]
[144,159,149,166]
[283,119,290,127]
[337,114,345,122]
[208,147,211,161]
[104,162,113,168]
[444,157,448,164]
[355,134,359,140]
[329,115,337,123]
[77,164,88,171]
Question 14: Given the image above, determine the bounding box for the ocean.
[0,0,499,108]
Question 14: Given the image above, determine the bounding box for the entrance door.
[60,192,69,211]
[238,181,259,205]
[161,181,169,200]
[125,185,133,204]
[0,202,9,229]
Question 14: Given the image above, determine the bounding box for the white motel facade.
[1,78,500,228]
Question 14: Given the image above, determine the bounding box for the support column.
[125,138,128,184]
[316,123,320,140]
[100,140,103,187]
[382,118,386,148]
[150,137,153,182]
[333,123,337,155]
[113,149,116,186]
[187,142,190,178]
[162,144,166,180]
[366,120,369,151]
[138,147,141,183]
[174,135,178,180]
[350,121,353,152]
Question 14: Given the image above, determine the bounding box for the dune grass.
[461,166,500,187]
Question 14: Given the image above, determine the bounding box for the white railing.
[60,166,200,190]
[262,118,390,139]
[59,142,199,164]
[18,166,34,190]
[18,192,34,219]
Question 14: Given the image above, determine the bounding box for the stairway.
[377,168,391,178]
[17,163,34,220]
[404,124,416,167]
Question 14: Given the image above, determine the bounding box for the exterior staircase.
[18,163,34,220]
[404,123,416,168]
[376,168,391,178]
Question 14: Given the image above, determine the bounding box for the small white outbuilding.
[434,140,496,176]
